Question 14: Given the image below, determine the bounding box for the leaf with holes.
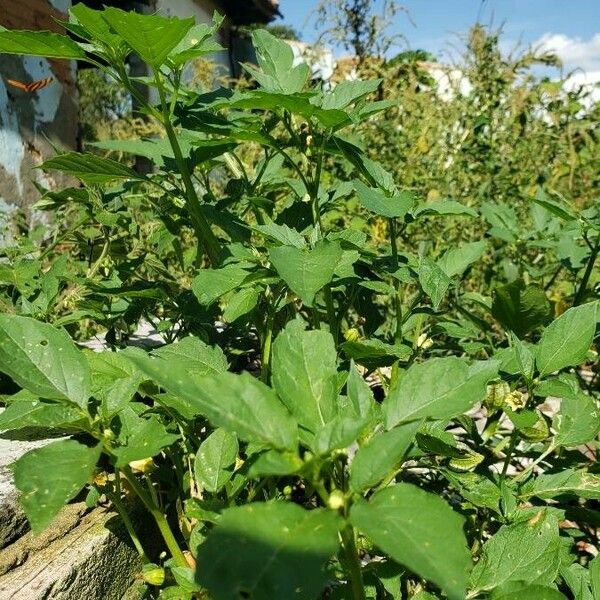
[0,315,90,408]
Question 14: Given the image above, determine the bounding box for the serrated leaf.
[470,511,561,594]
[383,358,498,428]
[194,429,238,493]
[41,152,142,185]
[0,315,90,408]
[12,440,101,532]
[438,241,487,278]
[490,583,566,600]
[102,7,194,66]
[113,416,179,467]
[492,280,552,338]
[419,257,452,309]
[196,502,342,600]
[520,470,600,500]
[535,302,597,377]
[346,360,377,418]
[349,422,420,492]
[192,264,251,306]
[322,79,381,110]
[272,320,338,444]
[553,393,600,447]
[0,30,87,59]
[151,337,228,377]
[222,287,260,323]
[0,399,85,432]
[246,29,309,94]
[269,241,343,306]
[354,180,414,218]
[130,355,297,451]
[254,223,306,249]
[351,483,471,600]
[413,200,477,218]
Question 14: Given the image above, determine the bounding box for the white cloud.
[534,33,600,103]
[535,32,600,77]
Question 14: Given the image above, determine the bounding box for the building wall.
[0,0,78,223]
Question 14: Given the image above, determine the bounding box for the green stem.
[573,235,599,306]
[155,73,221,267]
[260,299,276,383]
[107,476,148,561]
[513,443,556,483]
[121,468,188,568]
[324,285,338,344]
[341,525,366,600]
[389,219,403,386]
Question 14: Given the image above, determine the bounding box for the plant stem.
[324,285,338,344]
[341,525,366,600]
[155,73,221,266]
[121,467,188,568]
[389,219,403,386]
[107,475,148,561]
[514,443,556,483]
[260,300,276,383]
[573,235,599,306]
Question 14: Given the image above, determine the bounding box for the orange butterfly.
[7,77,54,93]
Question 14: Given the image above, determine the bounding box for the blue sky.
[277,1,600,81]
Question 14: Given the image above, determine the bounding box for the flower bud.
[142,564,165,586]
[128,458,154,474]
[327,490,345,511]
[344,328,361,342]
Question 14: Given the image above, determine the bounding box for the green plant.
[0,6,598,600]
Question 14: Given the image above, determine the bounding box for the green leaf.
[419,257,452,309]
[313,414,372,456]
[102,7,194,67]
[194,429,238,493]
[271,320,338,439]
[269,241,343,306]
[130,355,297,451]
[438,241,486,278]
[0,399,85,432]
[553,393,600,447]
[222,287,260,323]
[532,188,577,222]
[0,30,87,59]
[346,360,377,418]
[383,358,498,428]
[196,502,342,600]
[349,422,421,492]
[254,223,306,249]
[151,337,228,377]
[535,302,598,377]
[169,15,224,65]
[413,200,477,218]
[245,29,309,94]
[322,79,381,110]
[351,483,471,600]
[490,583,567,600]
[492,280,552,338]
[0,315,90,408]
[41,152,142,185]
[470,511,561,594]
[69,3,123,48]
[559,564,593,600]
[192,264,251,306]
[247,450,303,478]
[113,416,179,467]
[353,180,414,218]
[442,471,501,512]
[520,470,600,500]
[12,440,101,532]
[509,333,535,381]
[590,555,600,600]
